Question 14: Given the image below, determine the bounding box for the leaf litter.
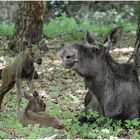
[0,37,140,139]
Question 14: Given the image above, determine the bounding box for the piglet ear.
[103,26,123,49]
[39,38,48,52]
[33,91,39,99]
[24,92,32,100]
[23,37,31,46]
[39,38,48,47]
[85,31,96,45]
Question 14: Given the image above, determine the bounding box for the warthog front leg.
[16,78,23,118]
[85,94,103,114]
[26,72,34,94]
[78,91,103,123]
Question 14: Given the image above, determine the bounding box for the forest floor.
[0,33,140,139]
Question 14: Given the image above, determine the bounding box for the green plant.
[44,12,137,41]
[132,131,140,139]
[44,12,78,39]
[0,24,14,38]
[28,127,56,139]
[0,12,137,42]
[0,31,138,139]
[125,119,140,129]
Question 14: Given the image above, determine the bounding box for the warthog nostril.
[66,55,72,59]
[37,59,42,65]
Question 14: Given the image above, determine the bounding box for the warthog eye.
[92,48,99,53]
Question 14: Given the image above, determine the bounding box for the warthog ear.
[103,26,123,50]
[85,31,96,45]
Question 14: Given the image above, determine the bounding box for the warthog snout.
[60,52,75,61]
[60,44,79,69]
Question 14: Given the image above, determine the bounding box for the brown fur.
[0,69,2,79]
[0,69,39,80]
[0,38,47,117]
[20,91,63,129]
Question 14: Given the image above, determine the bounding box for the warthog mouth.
[62,58,78,69]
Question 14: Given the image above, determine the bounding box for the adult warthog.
[60,26,140,121]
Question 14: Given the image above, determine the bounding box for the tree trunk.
[137,1,140,28]
[134,1,140,67]
[9,1,46,52]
